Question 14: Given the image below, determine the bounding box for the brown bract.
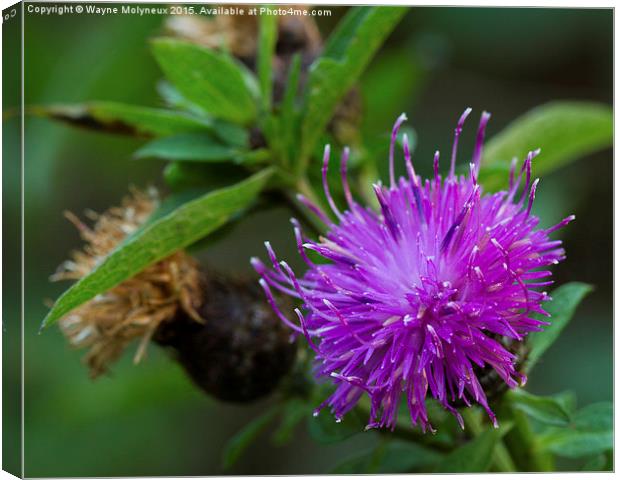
[52,188,204,378]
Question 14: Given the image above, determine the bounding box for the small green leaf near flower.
[480,101,613,190]
[507,390,572,427]
[525,282,593,372]
[537,402,612,458]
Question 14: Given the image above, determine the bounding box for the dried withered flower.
[52,188,203,378]
[53,188,296,402]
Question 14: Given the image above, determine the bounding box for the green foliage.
[537,402,612,459]
[278,54,302,166]
[28,102,216,137]
[42,169,273,327]
[507,390,571,427]
[480,101,613,190]
[525,282,593,372]
[222,407,279,470]
[257,13,278,112]
[435,423,513,473]
[331,440,442,473]
[300,6,406,162]
[135,133,242,162]
[151,38,259,125]
[163,162,248,193]
[33,8,611,475]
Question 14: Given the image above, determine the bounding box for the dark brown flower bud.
[154,274,297,402]
[53,189,296,402]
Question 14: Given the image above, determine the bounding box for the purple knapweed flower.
[251,109,573,432]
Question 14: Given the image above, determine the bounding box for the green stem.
[493,441,517,472]
[461,408,516,472]
[509,409,554,472]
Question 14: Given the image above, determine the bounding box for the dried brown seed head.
[54,188,204,378]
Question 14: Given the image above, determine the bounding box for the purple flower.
[252,109,572,431]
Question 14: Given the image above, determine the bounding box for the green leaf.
[307,408,366,444]
[538,402,612,458]
[151,38,258,125]
[28,102,216,137]
[480,102,613,190]
[300,6,406,162]
[222,406,279,469]
[163,162,248,193]
[257,13,277,111]
[332,441,442,474]
[42,169,273,327]
[155,83,251,147]
[279,53,302,165]
[553,390,578,415]
[435,424,512,473]
[134,133,240,162]
[271,398,309,446]
[525,282,593,372]
[507,390,571,427]
[573,402,613,432]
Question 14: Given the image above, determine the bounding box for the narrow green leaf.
[151,38,258,125]
[480,101,612,190]
[507,390,571,427]
[332,441,442,474]
[540,431,613,459]
[235,148,272,165]
[157,80,207,116]
[156,82,251,147]
[300,6,406,162]
[553,390,578,414]
[163,162,247,193]
[257,13,277,111]
[280,53,302,165]
[42,169,273,327]
[28,102,215,137]
[435,424,512,473]
[135,133,240,162]
[538,402,612,459]
[222,406,279,469]
[525,282,593,372]
[573,402,613,432]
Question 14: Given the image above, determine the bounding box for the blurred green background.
[4,5,612,476]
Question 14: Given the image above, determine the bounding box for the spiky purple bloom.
[252,109,572,431]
